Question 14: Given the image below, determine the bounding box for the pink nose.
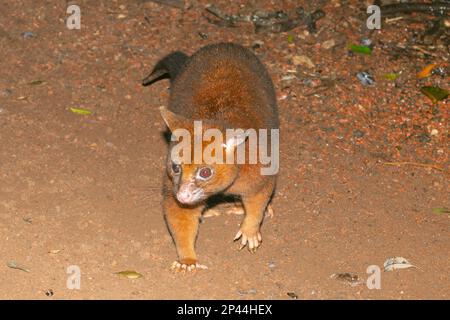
[176,183,196,204]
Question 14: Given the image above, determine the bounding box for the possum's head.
[160,107,246,206]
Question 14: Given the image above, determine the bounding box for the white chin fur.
[176,189,204,205]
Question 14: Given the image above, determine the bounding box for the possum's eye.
[172,163,181,175]
[196,167,213,181]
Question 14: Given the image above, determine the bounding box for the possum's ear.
[159,106,191,132]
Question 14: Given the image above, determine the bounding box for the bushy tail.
[142,51,189,86]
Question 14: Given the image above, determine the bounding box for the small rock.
[417,133,431,143]
[430,129,438,136]
[360,38,372,48]
[22,31,35,39]
[353,130,365,138]
[268,261,276,269]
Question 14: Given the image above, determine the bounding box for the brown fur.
[146,43,278,269]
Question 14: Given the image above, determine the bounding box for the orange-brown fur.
[146,43,278,270]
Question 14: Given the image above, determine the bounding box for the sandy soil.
[0,0,448,299]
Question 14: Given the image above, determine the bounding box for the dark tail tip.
[142,51,189,86]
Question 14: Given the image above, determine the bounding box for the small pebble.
[360,38,372,48]
[353,130,365,138]
[22,31,35,39]
[268,261,276,269]
[417,133,431,143]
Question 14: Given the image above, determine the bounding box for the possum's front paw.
[234,227,262,253]
[171,259,208,272]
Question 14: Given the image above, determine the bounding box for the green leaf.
[287,34,294,43]
[432,207,450,215]
[420,86,449,104]
[70,107,92,115]
[29,80,46,85]
[7,260,30,272]
[115,270,143,279]
[348,44,372,55]
[384,73,399,80]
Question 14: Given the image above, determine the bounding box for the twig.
[141,0,185,10]
[204,5,325,34]
[380,2,450,16]
[383,161,447,172]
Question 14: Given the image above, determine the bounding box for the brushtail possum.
[143,43,279,271]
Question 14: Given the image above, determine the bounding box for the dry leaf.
[292,55,315,69]
[417,64,436,79]
[115,270,143,279]
[331,273,364,286]
[70,107,92,115]
[7,260,30,273]
[384,257,415,271]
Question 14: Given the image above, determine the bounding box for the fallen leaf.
[348,44,372,55]
[7,260,30,273]
[286,292,298,299]
[70,107,92,115]
[432,207,450,215]
[292,55,314,68]
[322,39,336,50]
[115,270,143,279]
[22,217,33,224]
[384,257,415,271]
[330,273,364,286]
[28,80,46,86]
[383,73,399,80]
[420,86,449,104]
[417,64,436,79]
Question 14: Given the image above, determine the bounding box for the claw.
[235,229,262,252]
[170,261,208,272]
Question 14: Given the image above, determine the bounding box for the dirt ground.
[0,0,448,300]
